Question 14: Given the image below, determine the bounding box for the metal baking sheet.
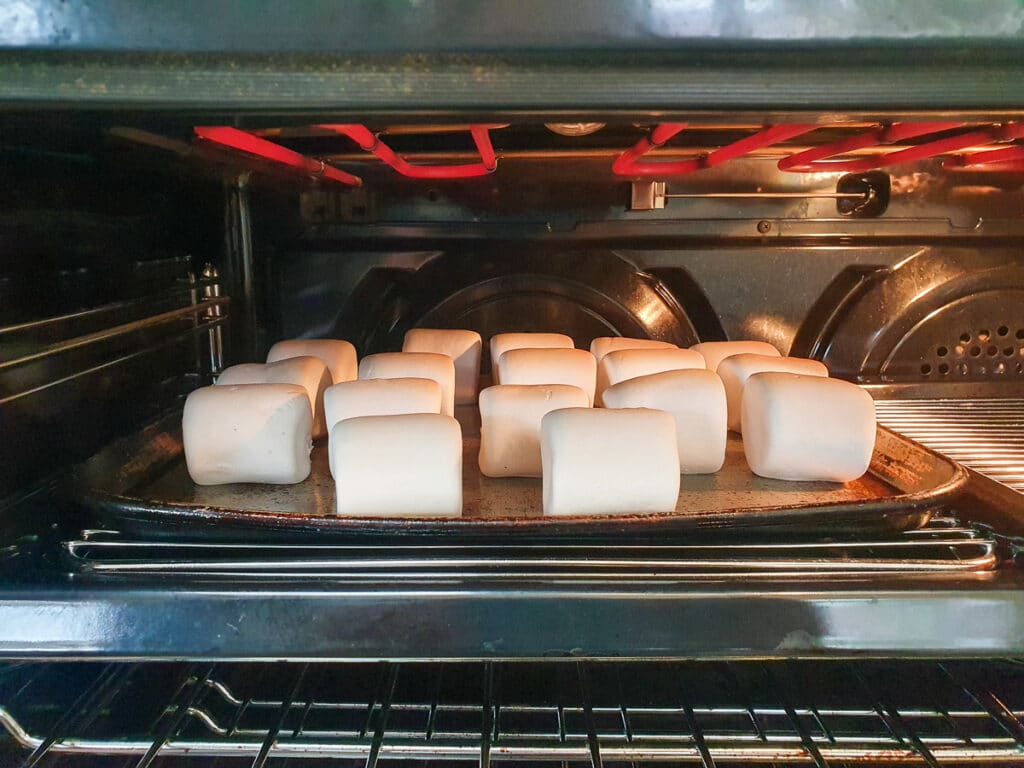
[74,406,968,541]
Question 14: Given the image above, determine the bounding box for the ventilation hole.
[1005,346,1015,357]
[1017,362,1024,374]
[961,332,972,343]
[977,364,988,376]
[996,362,1006,375]
[958,362,970,376]
[938,363,950,375]
[1018,329,1024,340]
[998,325,1009,336]
[988,345,998,357]
[978,329,991,342]
[969,345,981,357]
[920,363,932,375]
[936,346,948,357]
[955,344,966,356]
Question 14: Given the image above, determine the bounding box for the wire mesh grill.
[2,660,1023,766]
[877,399,1024,492]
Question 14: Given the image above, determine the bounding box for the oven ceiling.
[1,2,1024,113]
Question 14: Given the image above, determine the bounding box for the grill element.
[3,660,1023,766]
[877,399,1024,492]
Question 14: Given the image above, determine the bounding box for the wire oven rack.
[61,512,999,581]
[876,399,1024,493]
[2,659,1023,766]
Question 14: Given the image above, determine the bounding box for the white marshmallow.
[324,377,443,476]
[478,384,590,477]
[741,372,876,482]
[330,414,463,517]
[267,338,357,385]
[589,336,677,363]
[217,356,332,438]
[183,384,312,485]
[358,352,456,416]
[719,354,829,432]
[496,348,597,406]
[596,347,705,405]
[541,407,680,516]
[402,328,482,404]
[602,370,727,474]
[690,340,781,372]
[489,333,574,383]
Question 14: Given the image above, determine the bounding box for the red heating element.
[779,122,1024,173]
[318,124,498,179]
[193,126,362,186]
[612,124,817,177]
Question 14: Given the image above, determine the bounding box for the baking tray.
[72,405,969,542]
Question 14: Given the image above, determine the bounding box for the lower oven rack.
[2,660,1023,766]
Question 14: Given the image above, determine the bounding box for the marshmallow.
[478,384,590,477]
[183,384,312,485]
[603,369,727,474]
[590,336,677,363]
[741,372,876,482]
[719,354,829,432]
[489,333,574,383]
[217,356,332,438]
[358,352,456,416]
[541,407,680,516]
[596,347,705,406]
[402,328,482,404]
[496,348,597,406]
[331,414,463,517]
[690,340,781,372]
[266,338,357,385]
[324,377,443,476]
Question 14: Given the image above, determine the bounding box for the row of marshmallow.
[218,332,790,446]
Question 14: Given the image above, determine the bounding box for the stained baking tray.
[71,405,969,542]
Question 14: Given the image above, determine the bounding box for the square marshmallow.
[217,356,332,438]
[596,347,705,405]
[358,352,456,416]
[403,328,482,404]
[324,377,443,476]
[589,336,676,363]
[267,338,357,385]
[742,372,876,483]
[541,407,680,516]
[183,384,312,485]
[602,369,727,474]
[331,414,463,517]
[489,333,574,383]
[689,340,781,372]
[496,348,597,406]
[718,354,829,432]
[478,384,590,477]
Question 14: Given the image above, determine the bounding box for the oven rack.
[877,399,1024,493]
[2,660,1023,766]
[62,512,999,581]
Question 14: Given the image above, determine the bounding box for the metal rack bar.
[0,298,228,373]
[253,664,307,768]
[132,663,214,768]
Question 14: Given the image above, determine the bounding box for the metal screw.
[757,220,772,234]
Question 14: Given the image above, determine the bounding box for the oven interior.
[1,113,1024,765]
